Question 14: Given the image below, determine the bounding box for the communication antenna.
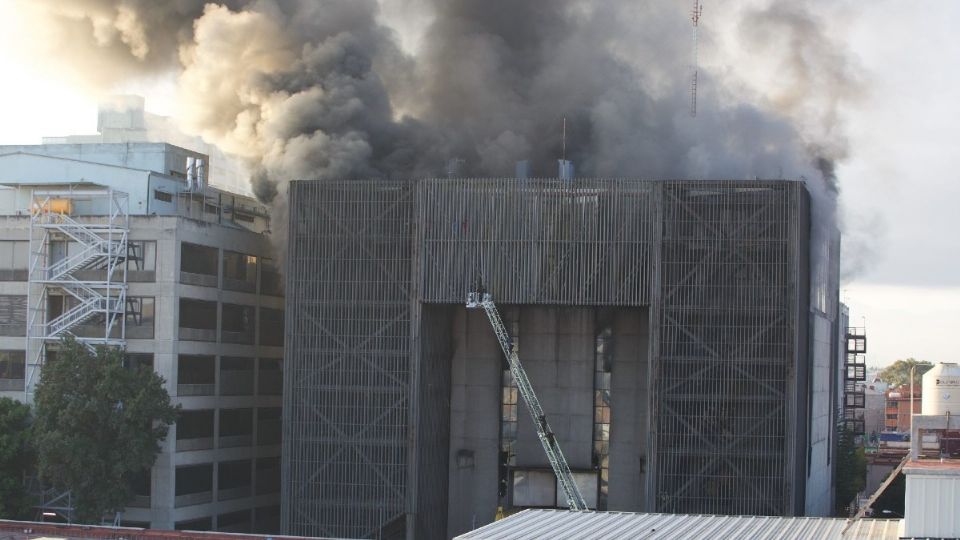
[562,117,567,160]
[690,0,703,117]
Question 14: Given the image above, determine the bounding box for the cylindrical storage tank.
[922,362,960,415]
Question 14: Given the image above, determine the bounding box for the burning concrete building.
[281,177,843,539]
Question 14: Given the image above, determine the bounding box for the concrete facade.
[0,142,282,533]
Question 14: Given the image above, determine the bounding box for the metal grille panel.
[417,179,654,305]
[652,181,804,516]
[283,181,414,539]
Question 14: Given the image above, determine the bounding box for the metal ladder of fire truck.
[466,290,587,511]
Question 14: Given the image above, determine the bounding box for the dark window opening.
[175,464,213,496]
[258,358,282,396]
[179,299,217,341]
[220,356,254,396]
[253,505,281,534]
[180,242,218,286]
[218,459,252,499]
[221,304,255,344]
[255,457,280,495]
[223,251,257,292]
[178,354,215,396]
[154,190,173,203]
[217,510,251,533]
[259,308,284,346]
[260,258,283,296]
[176,410,214,441]
[257,407,282,446]
[220,408,253,448]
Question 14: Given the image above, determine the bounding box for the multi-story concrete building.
[0,142,283,532]
[282,178,844,539]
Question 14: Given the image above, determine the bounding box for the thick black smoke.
[27,0,865,275]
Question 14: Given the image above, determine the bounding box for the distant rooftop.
[454,509,902,540]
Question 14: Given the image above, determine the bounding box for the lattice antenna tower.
[690,0,703,117]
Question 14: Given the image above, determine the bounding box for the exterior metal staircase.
[25,188,129,399]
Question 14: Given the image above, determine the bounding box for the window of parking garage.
[257,407,281,446]
[219,408,253,448]
[174,464,213,507]
[220,357,254,396]
[258,307,283,347]
[253,505,281,534]
[0,295,27,337]
[221,303,255,344]
[223,251,257,293]
[126,240,157,282]
[124,297,155,339]
[260,257,283,296]
[257,358,282,396]
[178,298,217,342]
[0,241,28,281]
[128,468,151,508]
[255,456,280,495]
[178,355,215,396]
[0,350,26,392]
[124,353,153,371]
[175,517,212,531]
[217,460,252,501]
[180,242,218,287]
[217,509,252,533]
[175,410,214,452]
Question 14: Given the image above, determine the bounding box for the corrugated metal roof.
[454,509,903,540]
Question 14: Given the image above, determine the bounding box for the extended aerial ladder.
[466,290,588,511]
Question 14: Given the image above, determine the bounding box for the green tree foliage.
[0,397,33,519]
[878,358,933,387]
[835,428,867,516]
[33,338,178,523]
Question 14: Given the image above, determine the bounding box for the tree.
[835,428,867,516]
[33,338,178,523]
[878,358,933,387]
[0,397,33,519]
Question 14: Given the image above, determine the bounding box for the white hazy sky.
[0,1,957,369]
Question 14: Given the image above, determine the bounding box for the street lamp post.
[910,364,917,454]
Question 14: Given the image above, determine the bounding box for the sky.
[0,1,957,369]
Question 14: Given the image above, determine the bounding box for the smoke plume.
[26,0,864,275]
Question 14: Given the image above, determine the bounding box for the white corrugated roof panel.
[454,509,903,540]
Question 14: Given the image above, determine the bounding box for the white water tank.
[921,362,960,415]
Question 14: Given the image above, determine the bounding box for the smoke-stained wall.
[285,178,835,539]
